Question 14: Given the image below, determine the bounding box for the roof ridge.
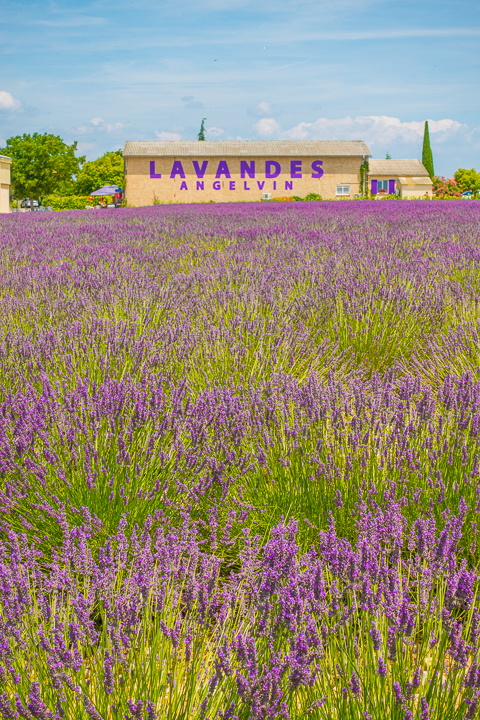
[124,140,371,157]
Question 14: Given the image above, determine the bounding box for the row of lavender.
[0,201,480,718]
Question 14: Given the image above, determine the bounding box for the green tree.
[75,150,124,195]
[422,121,434,178]
[0,133,84,208]
[385,152,392,159]
[454,168,480,198]
[197,118,207,141]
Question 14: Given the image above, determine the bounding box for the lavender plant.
[0,200,480,718]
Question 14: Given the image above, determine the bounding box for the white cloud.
[91,117,104,126]
[253,117,281,137]
[0,91,21,111]
[206,126,224,137]
[248,102,281,118]
[77,142,96,153]
[280,115,465,147]
[106,122,124,133]
[155,131,182,141]
[255,102,272,117]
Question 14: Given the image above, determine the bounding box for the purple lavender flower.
[145,702,157,720]
[377,657,387,679]
[27,682,52,720]
[82,696,104,720]
[464,694,479,720]
[393,681,406,707]
[387,627,397,662]
[0,693,17,720]
[350,671,361,696]
[419,696,430,720]
[103,649,115,695]
[126,700,144,720]
[370,621,382,653]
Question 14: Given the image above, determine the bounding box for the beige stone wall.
[400,185,432,198]
[124,155,363,205]
[0,158,11,213]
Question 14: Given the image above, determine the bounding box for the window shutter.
[371,180,378,195]
[389,179,395,194]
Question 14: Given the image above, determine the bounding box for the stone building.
[0,155,11,213]
[368,159,433,198]
[123,140,371,205]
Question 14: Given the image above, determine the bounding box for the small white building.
[0,155,12,213]
[368,159,433,198]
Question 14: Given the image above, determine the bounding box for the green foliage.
[454,167,480,197]
[422,120,435,178]
[359,160,369,196]
[385,152,391,159]
[43,195,91,210]
[292,193,323,201]
[197,118,207,141]
[0,133,84,201]
[75,150,124,195]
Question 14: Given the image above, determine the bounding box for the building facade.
[123,140,371,205]
[0,155,11,213]
[368,159,433,198]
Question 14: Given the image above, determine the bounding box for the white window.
[336,185,350,196]
[377,180,389,192]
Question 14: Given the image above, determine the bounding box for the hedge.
[43,196,91,211]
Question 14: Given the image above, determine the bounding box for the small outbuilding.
[368,159,433,198]
[0,155,12,213]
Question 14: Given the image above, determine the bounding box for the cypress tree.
[197,118,207,141]
[422,121,434,178]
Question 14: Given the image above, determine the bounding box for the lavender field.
[1,201,480,720]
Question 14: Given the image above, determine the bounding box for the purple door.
[389,179,396,194]
[371,179,378,195]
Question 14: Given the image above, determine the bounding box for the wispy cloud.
[182,96,204,109]
[302,27,480,41]
[32,16,107,28]
[206,126,225,137]
[155,131,182,141]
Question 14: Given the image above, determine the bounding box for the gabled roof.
[369,159,430,176]
[124,140,371,157]
[398,176,433,186]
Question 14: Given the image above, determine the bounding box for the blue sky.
[0,0,479,176]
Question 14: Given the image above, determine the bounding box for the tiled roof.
[0,155,12,162]
[369,159,430,176]
[123,140,371,157]
[398,176,434,186]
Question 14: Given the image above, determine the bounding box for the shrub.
[291,193,323,201]
[432,176,462,198]
[43,195,92,210]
